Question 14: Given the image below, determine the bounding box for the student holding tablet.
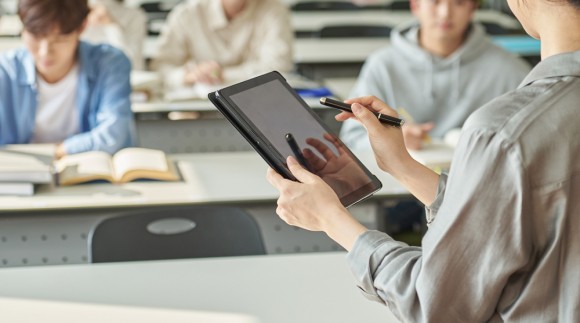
[267,0,580,320]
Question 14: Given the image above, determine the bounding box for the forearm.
[323,206,368,251]
[390,155,440,206]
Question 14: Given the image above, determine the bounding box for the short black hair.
[18,0,89,36]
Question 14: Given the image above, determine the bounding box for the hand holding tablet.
[208,71,382,207]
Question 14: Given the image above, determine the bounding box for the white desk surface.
[140,36,390,64]
[0,297,259,323]
[0,252,398,323]
[324,77,358,99]
[3,25,533,66]
[132,94,325,114]
[292,9,521,32]
[294,37,390,64]
[0,10,519,37]
[0,150,410,212]
[2,34,537,66]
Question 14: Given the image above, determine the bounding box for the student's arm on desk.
[149,6,194,90]
[221,4,294,82]
[62,52,134,155]
[407,138,456,174]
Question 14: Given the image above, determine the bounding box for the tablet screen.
[229,79,331,166]
[219,74,381,206]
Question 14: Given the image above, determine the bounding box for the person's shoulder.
[463,87,533,141]
[0,49,29,78]
[79,42,131,69]
[170,0,204,17]
[484,44,531,71]
[116,3,147,23]
[258,0,289,10]
[365,46,398,65]
[254,0,290,18]
[466,30,530,73]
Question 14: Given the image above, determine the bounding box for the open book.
[55,148,180,186]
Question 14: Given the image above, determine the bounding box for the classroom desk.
[291,9,522,34]
[0,252,398,323]
[0,151,406,212]
[1,28,539,66]
[131,95,344,154]
[0,148,417,267]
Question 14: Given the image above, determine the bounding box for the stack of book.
[0,151,53,196]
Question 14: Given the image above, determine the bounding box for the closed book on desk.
[55,148,180,186]
[0,152,53,183]
[0,182,34,196]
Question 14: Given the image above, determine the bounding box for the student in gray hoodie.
[340,0,531,151]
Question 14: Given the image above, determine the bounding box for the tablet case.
[208,71,382,207]
[208,91,296,181]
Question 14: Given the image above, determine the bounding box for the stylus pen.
[285,133,312,172]
[320,97,405,128]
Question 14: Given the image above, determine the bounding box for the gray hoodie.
[340,23,531,151]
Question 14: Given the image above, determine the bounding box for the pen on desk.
[319,97,404,128]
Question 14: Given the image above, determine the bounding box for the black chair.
[386,0,411,10]
[89,206,266,263]
[480,22,512,35]
[317,25,392,38]
[291,1,361,11]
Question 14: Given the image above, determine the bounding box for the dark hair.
[569,0,580,8]
[18,0,89,36]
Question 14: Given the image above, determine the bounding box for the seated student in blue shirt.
[0,0,134,158]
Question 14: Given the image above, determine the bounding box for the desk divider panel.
[135,110,343,154]
[0,202,381,268]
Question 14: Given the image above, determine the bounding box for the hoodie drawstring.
[425,56,434,113]
[452,58,461,110]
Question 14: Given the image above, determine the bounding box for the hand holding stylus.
[334,96,412,175]
[320,97,404,128]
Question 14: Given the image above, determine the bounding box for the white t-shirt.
[31,65,80,144]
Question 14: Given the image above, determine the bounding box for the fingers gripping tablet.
[208,71,382,207]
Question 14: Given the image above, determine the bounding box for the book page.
[55,151,114,185]
[112,148,169,181]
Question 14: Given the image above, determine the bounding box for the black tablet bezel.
[209,71,382,207]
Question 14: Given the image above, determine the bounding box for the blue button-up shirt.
[0,41,134,154]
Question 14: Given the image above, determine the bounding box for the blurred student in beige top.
[82,0,147,70]
[152,0,294,90]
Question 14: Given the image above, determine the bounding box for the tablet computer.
[208,71,382,207]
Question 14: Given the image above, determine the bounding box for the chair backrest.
[89,206,265,263]
[317,25,392,38]
[291,1,361,11]
[480,21,511,35]
[386,0,410,10]
[139,1,180,14]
